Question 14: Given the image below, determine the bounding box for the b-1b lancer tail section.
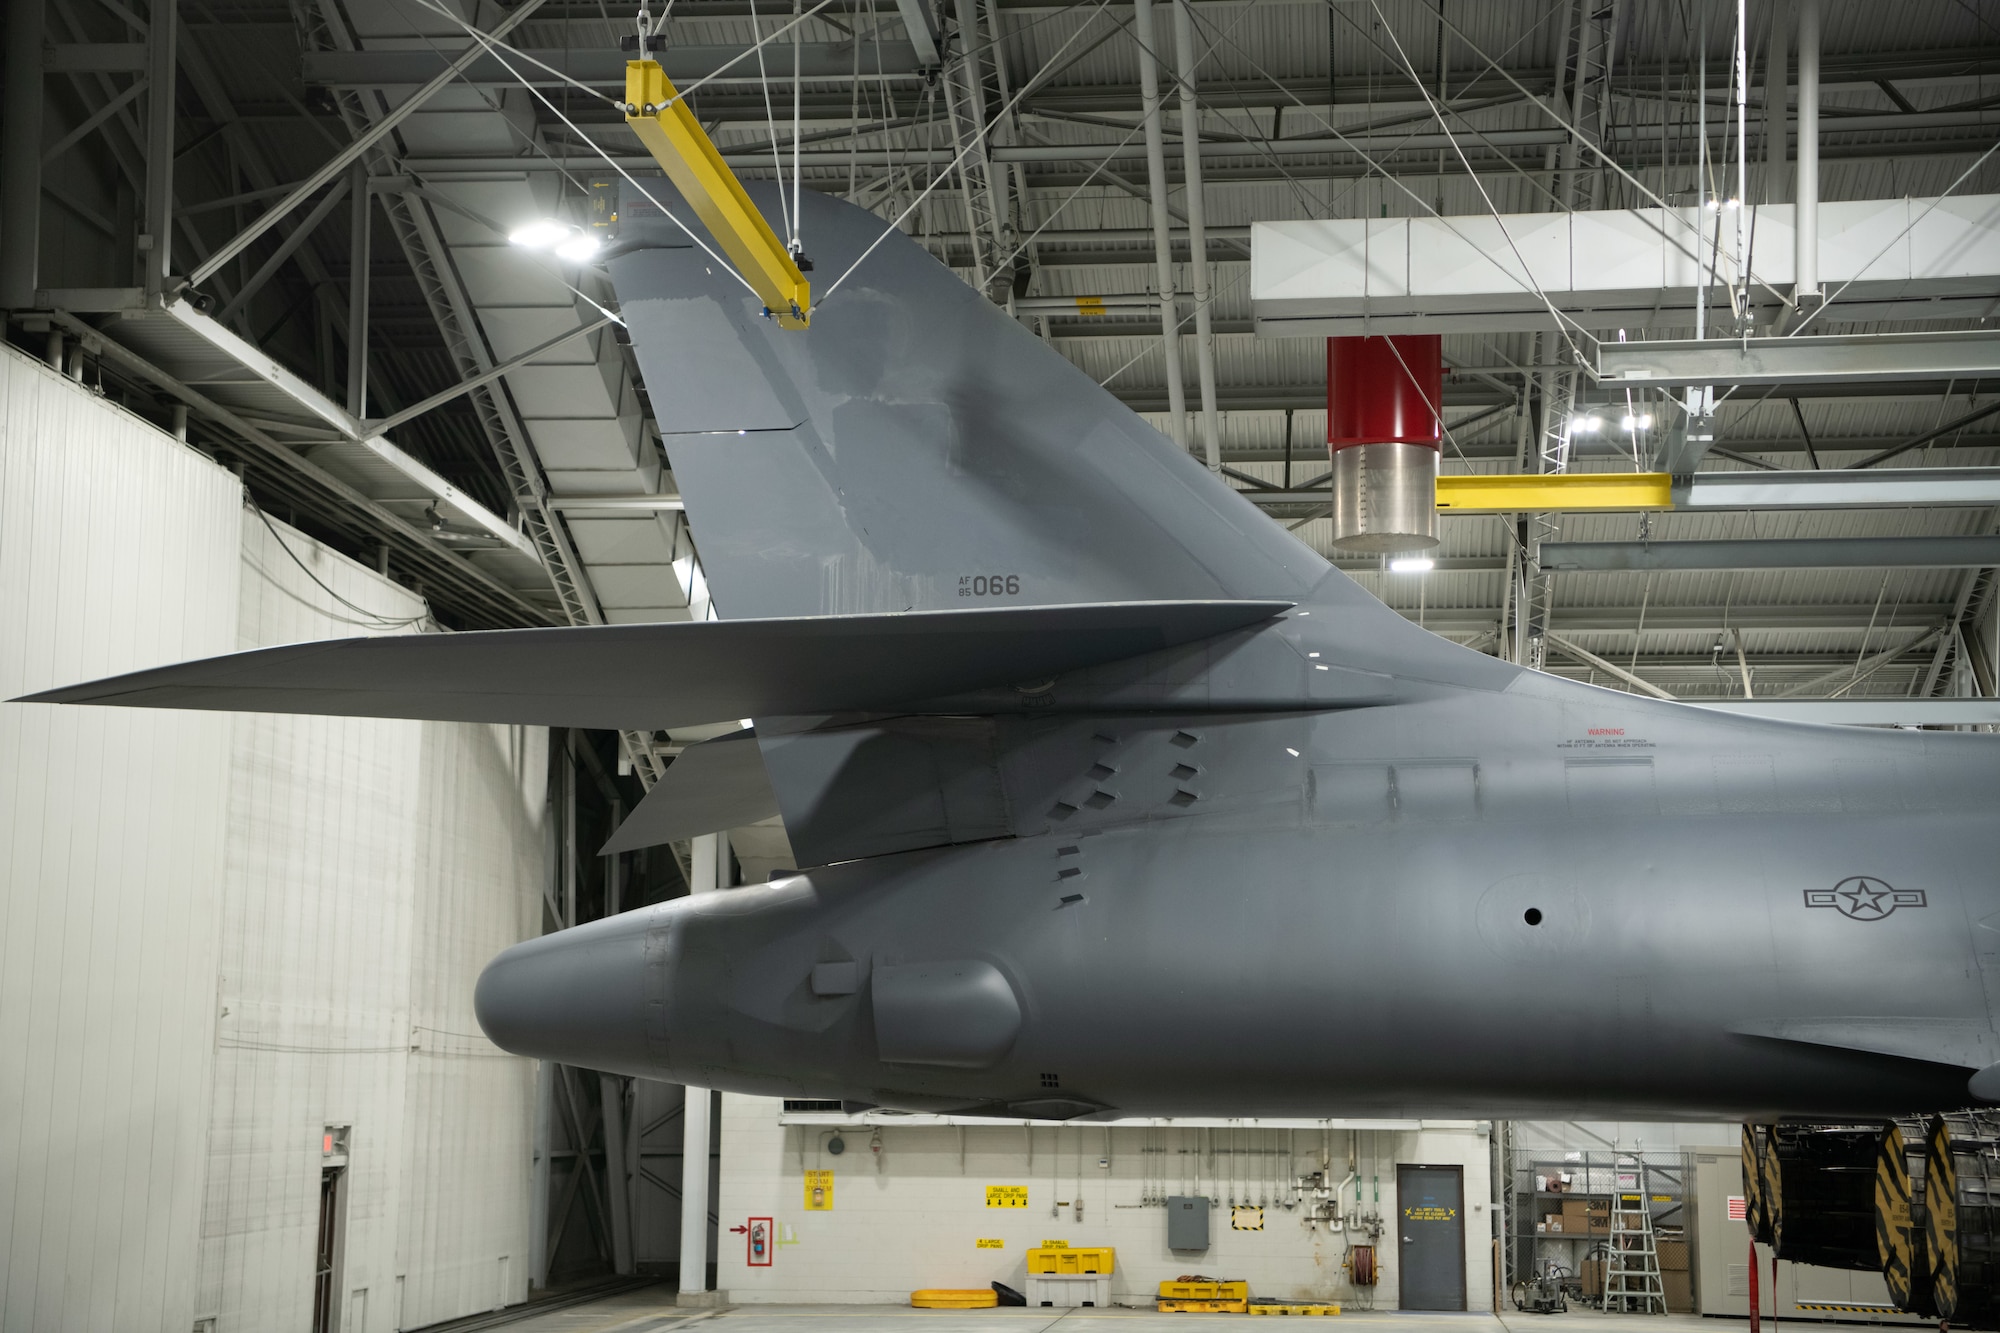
[22,186,2000,1128]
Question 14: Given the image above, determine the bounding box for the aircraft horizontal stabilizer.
[600,727,776,853]
[16,600,1292,731]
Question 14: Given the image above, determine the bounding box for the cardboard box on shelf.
[1560,1200,1590,1223]
[1663,1269,1694,1312]
[1579,1260,1605,1299]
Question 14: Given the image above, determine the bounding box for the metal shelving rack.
[1502,1146,1691,1310]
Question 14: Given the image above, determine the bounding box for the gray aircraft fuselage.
[475,612,2000,1121]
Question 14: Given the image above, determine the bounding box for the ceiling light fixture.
[1389,556,1435,573]
[554,232,603,263]
[510,219,603,265]
[507,219,570,249]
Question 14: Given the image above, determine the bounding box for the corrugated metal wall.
[0,343,547,1332]
[196,514,546,1333]
[0,346,242,1333]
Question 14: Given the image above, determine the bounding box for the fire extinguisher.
[751,1219,768,1264]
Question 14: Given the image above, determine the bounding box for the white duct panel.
[1252,196,2000,334]
[0,346,241,1333]
[524,417,659,486]
[480,306,606,364]
[449,246,579,310]
[1815,197,1912,286]
[1408,211,1570,299]
[1910,195,2000,282]
[1574,208,1671,293]
[1250,216,1406,305]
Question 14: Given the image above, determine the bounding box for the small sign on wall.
[804,1170,834,1211]
[1232,1206,1265,1231]
[976,1238,1005,1249]
[1041,1239,1068,1248]
[987,1185,1028,1208]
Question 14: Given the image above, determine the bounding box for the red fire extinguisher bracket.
[747,1216,773,1267]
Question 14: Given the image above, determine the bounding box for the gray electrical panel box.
[1167,1195,1210,1250]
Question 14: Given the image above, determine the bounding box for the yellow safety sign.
[987,1185,1029,1208]
[1041,1239,1069,1248]
[804,1169,834,1211]
[977,1238,1005,1249]
[1405,1206,1457,1221]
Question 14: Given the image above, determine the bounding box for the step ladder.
[1604,1165,1667,1314]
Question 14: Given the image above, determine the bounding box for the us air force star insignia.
[1804,877,1927,921]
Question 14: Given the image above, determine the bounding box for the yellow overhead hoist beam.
[624,60,811,329]
[1434,472,1675,513]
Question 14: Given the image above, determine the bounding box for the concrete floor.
[488,1292,1752,1333]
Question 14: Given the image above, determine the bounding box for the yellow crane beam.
[1434,472,1674,512]
[624,60,811,329]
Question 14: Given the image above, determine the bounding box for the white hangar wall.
[0,346,242,1333]
[197,514,547,1333]
[0,344,547,1333]
[716,1095,1494,1310]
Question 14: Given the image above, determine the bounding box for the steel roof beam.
[1229,469,2000,510]
[1541,537,2000,572]
[1678,468,2000,509]
[300,44,923,87]
[1694,699,2000,725]
[1598,330,2000,388]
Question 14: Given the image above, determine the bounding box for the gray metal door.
[1397,1164,1466,1311]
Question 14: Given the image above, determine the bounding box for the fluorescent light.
[507,219,570,249]
[1569,415,1603,433]
[554,232,602,263]
[1389,556,1435,573]
[1704,198,1720,211]
[1621,413,1653,431]
[1725,198,1741,209]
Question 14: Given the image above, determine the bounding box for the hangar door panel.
[1397,1164,1466,1311]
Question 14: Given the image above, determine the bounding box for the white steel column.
[679,832,724,1298]
[600,1073,635,1274]
[1763,1,1788,203]
[347,161,371,419]
[1,0,44,309]
[1172,0,1222,471]
[143,0,178,300]
[1130,0,1187,445]
[529,1060,553,1287]
[1795,0,1820,300]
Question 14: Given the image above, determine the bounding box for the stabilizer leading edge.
[16,599,1290,729]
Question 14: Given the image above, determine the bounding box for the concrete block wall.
[716,1095,1494,1309]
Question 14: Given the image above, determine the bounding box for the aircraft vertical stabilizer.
[607,184,1367,621]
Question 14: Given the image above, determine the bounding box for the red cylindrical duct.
[1326,335,1442,450]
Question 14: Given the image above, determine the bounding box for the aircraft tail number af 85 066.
[960,574,1020,597]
